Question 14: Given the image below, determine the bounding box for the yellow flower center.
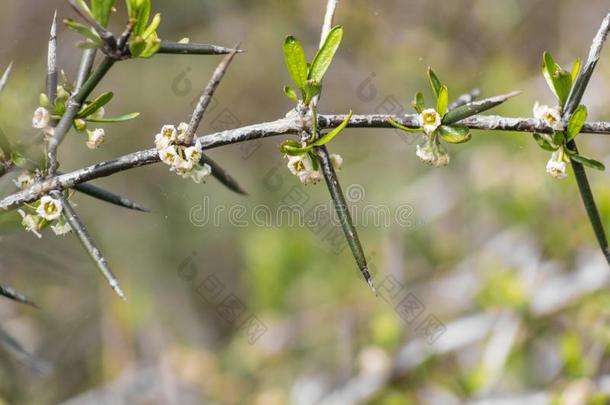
[294,160,306,172]
[44,201,57,215]
[422,111,438,125]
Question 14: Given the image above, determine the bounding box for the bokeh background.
[1,0,610,404]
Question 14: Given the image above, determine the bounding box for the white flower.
[86,128,105,149]
[184,140,203,165]
[418,108,441,134]
[51,220,72,236]
[173,155,195,174]
[32,107,50,129]
[546,148,568,179]
[159,145,178,166]
[183,163,212,183]
[18,209,42,238]
[155,125,178,150]
[287,154,322,185]
[36,195,62,221]
[176,122,190,143]
[330,153,343,170]
[13,172,34,189]
[533,102,563,131]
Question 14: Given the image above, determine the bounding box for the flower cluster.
[389,68,476,167]
[17,195,71,238]
[155,123,212,183]
[532,52,605,179]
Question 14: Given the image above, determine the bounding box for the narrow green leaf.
[438,125,471,144]
[412,92,425,113]
[542,52,558,97]
[308,151,320,171]
[553,70,573,107]
[437,85,449,117]
[567,105,588,141]
[571,58,581,83]
[427,67,442,99]
[131,0,151,36]
[91,0,115,27]
[442,91,520,124]
[312,111,353,147]
[77,91,113,118]
[280,140,310,156]
[553,131,566,146]
[569,153,605,171]
[283,86,299,101]
[85,112,140,123]
[63,19,102,45]
[308,26,343,83]
[142,13,161,38]
[387,118,422,133]
[303,80,321,105]
[283,36,308,90]
[533,133,559,151]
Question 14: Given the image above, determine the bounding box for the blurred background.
[1,0,610,404]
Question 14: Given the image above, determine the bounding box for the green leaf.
[567,105,587,141]
[552,131,566,146]
[283,86,299,101]
[129,0,151,36]
[438,125,471,144]
[569,153,605,171]
[437,85,449,117]
[283,36,308,91]
[387,118,422,133]
[533,133,559,151]
[280,140,310,156]
[77,91,114,118]
[442,91,520,125]
[427,67,442,99]
[541,52,572,107]
[308,26,344,83]
[85,112,140,123]
[571,58,581,83]
[412,92,425,113]
[91,0,115,27]
[142,13,161,38]
[312,111,353,147]
[63,19,102,45]
[308,151,320,171]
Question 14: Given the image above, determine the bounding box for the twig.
[0,62,13,95]
[448,88,481,111]
[0,285,37,307]
[157,41,244,55]
[563,11,610,266]
[184,46,240,145]
[70,178,150,212]
[46,10,58,103]
[316,146,376,292]
[4,113,610,211]
[52,191,127,300]
[74,49,97,93]
[202,155,248,195]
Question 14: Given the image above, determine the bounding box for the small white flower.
[159,145,179,166]
[546,148,569,179]
[36,195,62,221]
[51,221,72,236]
[155,125,178,150]
[287,154,322,185]
[32,107,51,129]
[86,128,105,149]
[13,172,34,189]
[184,163,212,183]
[18,209,42,238]
[418,108,441,134]
[176,122,190,143]
[533,102,563,131]
[173,154,195,174]
[330,153,343,170]
[184,140,203,165]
